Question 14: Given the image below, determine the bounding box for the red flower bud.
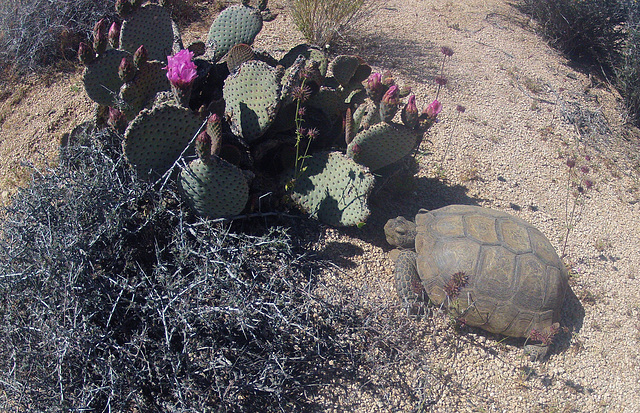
[108,22,121,49]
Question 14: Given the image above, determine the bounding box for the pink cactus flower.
[164,49,198,88]
[423,99,442,118]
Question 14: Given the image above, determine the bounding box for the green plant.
[287,0,371,46]
[77,0,448,226]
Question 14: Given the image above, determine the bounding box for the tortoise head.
[384,216,417,248]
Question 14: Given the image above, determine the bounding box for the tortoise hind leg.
[394,250,427,315]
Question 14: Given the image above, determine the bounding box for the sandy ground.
[0,0,639,411]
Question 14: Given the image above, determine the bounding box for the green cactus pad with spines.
[280,44,328,77]
[83,49,131,106]
[223,60,281,143]
[119,60,171,119]
[286,151,375,227]
[352,100,380,133]
[329,55,362,88]
[225,43,255,73]
[178,157,250,218]
[207,4,263,62]
[308,87,344,125]
[123,103,202,179]
[346,122,420,172]
[120,4,177,63]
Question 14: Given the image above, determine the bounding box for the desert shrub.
[519,0,640,126]
[518,0,628,66]
[0,127,434,411]
[0,0,118,72]
[287,0,376,47]
[617,4,640,124]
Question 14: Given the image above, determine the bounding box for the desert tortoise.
[384,205,568,357]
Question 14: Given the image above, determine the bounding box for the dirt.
[1,0,640,411]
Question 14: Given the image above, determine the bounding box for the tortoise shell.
[412,205,568,337]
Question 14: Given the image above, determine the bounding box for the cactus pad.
[120,4,178,63]
[286,151,375,227]
[124,103,202,179]
[224,43,255,73]
[280,44,328,77]
[223,60,281,143]
[207,4,263,62]
[83,49,131,106]
[329,55,370,88]
[119,60,171,119]
[179,157,250,218]
[347,122,420,172]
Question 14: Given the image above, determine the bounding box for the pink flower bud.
[133,45,148,68]
[164,49,198,88]
[93,18,109,55]
[423,99,442,118]
[401,94,419,128]
[77,42,95,65]
[381,85,400,105]
[118,57,135,82]
[108,22,121,49]
[367,72,382,91]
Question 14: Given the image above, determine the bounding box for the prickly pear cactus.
[120,60,171,119]
[123,103,202,179]
[286,152,375,227]
[346,122,420,172]
[223,60,281,143]
[280,44,328,77]
[120,4,180,63]
[179,157,250,218]
[83,49,131,107]
[224,43,255,73]
[207,4,263,62]
[329,55,371,88]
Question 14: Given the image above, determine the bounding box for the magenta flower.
[423,99,442,118]
[165,49,198,88]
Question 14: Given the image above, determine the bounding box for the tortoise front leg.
[393,250,427,315]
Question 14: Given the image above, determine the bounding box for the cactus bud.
[401,95,419,129]
[77,42,95,65]
[107,107,127,133]
[381,70,394,87]
[93,18,109,55]
[365,72,383,102]
[133,45,148,68]
[108,22,121,49]
[422,99,442,118]
[379,85,400,122]
[118,56,135,82]
[206,114,222,156]
[195,131,213,163]
[418,99,442,131]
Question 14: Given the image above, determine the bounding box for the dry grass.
[287,0,377,46]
